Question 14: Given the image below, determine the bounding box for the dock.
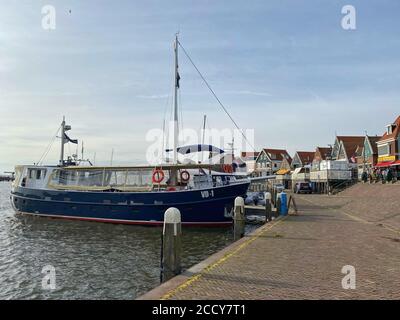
[139,185,400,300]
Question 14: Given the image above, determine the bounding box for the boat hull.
[10,182,250,226]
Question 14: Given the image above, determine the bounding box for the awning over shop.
[375,161,394,168]
[276,169,291,175]
[390,160,400,166]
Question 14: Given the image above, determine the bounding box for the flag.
[64,133,78,144]
[176,71,181,88]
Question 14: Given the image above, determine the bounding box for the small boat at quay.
[10,35,269,226]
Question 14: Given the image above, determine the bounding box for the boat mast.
[173,34,179,164]
[59,116,65,166]
[202,114,206,163]
[202,114,206,145]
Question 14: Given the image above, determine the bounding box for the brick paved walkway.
[150,193,400,300]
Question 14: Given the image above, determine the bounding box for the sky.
[0,0,399,172]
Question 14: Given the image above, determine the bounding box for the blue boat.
[10,35,259,226]
[10,164,251,226]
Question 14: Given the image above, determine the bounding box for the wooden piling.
[161,207,182,283]
[276,193,282,216]
[264,192,272,222]
[234,197,245,241]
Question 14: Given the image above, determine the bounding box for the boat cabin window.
[28,168,47,180]
[49,168,169,189]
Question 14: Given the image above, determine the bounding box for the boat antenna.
[177,41,256,152]
[110,148,114,166]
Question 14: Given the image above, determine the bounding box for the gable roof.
[295,151,315,165]
[378,115,400,143]
[336,136,364,159]
[366,136,382,154]
[260,148,292,163]
[315,147,331,160]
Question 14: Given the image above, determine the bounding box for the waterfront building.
[331,136,364,179]
[291,151,315,169]
[311,147,332,171]
[275,156,292,189]
[254,148,292,177]
[375,115,400,178]
[356,135,382,179]
[309,136,364,193]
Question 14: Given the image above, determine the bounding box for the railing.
[330,179,358,195]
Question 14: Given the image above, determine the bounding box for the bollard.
[276,192,282,216]
[161,207,182,283]
[234,197,245,241]
[264,192,272,223]
[280,192,288,216]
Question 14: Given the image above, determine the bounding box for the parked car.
[295,182,312,194]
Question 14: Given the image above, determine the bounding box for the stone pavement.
[140,191,400,300]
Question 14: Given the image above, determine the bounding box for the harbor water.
[0,181,256,299]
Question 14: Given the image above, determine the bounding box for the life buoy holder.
[180,170,190,183]
[223,164,233,173]
[152,169,165,184]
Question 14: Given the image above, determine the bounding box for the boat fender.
[152,169,165,184]
[180,170,190,183]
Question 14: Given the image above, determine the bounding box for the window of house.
[378,144,390,156]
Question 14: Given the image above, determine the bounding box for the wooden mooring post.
[234,197,245,241]
[264,192,272,222]
[161,207,182,283]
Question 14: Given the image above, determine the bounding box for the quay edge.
[136,216,284,300]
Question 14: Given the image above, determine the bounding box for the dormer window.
[387,124,396,135]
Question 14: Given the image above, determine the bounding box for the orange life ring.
[152,169,165,184]
[223,164,233,173]
[180,170,190,182]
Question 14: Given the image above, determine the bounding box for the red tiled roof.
[295,151,315,165]
[337,136,365,158]
[378,115,400,142]
[315,147,331,160]
[366,136,382,154]
[263,148,292,162]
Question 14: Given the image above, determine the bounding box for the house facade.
[311,147,331,171]
[376,115,400,176]
[331,136,364,179]
[356,135,381,178]
[254,148,292,176]
[291,151,315,169]
[331,136,364,164]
